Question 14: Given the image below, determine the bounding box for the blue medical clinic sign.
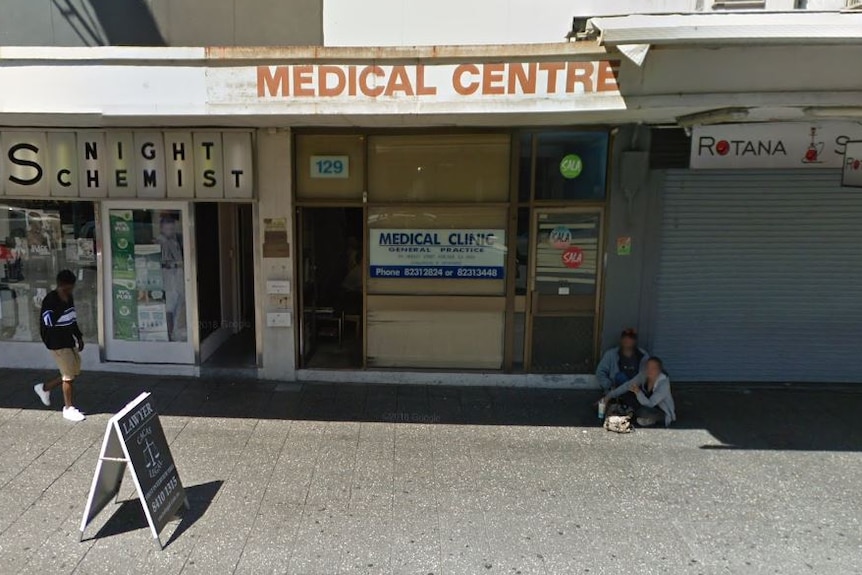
[370,229,506,280]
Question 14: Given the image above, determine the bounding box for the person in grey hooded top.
[595,328,650,393]
[602,357,676,427]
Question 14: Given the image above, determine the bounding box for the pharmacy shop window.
[0,201,97,343]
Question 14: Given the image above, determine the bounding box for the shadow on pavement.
[88,480,223,548]
[2,368,861,452]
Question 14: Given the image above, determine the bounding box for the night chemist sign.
[370,229,506,279]
[691,122,862,169]
[0,130,253,199]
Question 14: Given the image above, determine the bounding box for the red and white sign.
[562,246,584,269]
[842,140,862,188]
[691,122,862,169]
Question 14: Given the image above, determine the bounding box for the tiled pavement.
[0,368,860,574]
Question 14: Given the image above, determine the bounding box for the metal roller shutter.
[653,169,862,383]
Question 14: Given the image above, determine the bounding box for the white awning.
[586,12,862,46]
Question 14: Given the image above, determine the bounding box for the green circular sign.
[560,154,583,179]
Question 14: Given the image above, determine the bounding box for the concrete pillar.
[255,128,297,380]
[600,124,653,352]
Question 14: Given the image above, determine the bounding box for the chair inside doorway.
[300,208,363,369]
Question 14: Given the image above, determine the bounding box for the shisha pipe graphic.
[803,127,825,163]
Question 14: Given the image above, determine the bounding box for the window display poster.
[154,212,187,342]
[77,238,95,263]
[112,271,138,341]
[110,210,138,341]
[65,235,78,262]
[370,229,506,280]
[25,210,61,258]
[134,244,164,293]
[137,303,169,342]
[133,245,168,341]
[110,210,135,273]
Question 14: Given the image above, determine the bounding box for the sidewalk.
[0,368,859,574]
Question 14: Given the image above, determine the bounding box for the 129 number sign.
[310,155,349,179]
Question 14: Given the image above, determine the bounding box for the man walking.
[33,269,86,422]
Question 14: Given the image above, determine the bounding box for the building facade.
[1,0,860,384]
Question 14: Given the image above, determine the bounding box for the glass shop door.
[527,208,604,373]
[101,201,195,364]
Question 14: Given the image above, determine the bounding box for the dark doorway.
[199,203,257,371]
[237,204,255,330]
[195,203,221,341]
[299,208,363,369]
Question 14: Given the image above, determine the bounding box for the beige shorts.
[52,348,81,381]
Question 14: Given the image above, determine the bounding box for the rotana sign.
[0,130,253,199]
[691,122,862,169]
[697,137,788,158]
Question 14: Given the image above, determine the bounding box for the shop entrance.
[527,208,604,372]
[297,207,364,369]
[198,202,257,369]
[292,130,609,375]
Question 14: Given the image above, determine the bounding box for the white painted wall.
[803,0,847,8]
[0,64,206,117]
[2,43,862,127]
[622,45,862,97]
[322,0,698,47]
[321,0,849,47]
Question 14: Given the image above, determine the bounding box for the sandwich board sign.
[80,392,188,548]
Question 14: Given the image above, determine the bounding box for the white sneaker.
[34,383,51,406]
[62,406,86,422]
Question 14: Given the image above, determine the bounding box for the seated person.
[340,237,363,315]
[595,328,649,393]
[603,357,676,427]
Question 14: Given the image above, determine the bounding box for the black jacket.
[39,290,82,350]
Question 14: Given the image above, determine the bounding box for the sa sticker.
[559,154,583,179]
[562,246,584,269]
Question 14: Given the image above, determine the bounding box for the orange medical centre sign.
[255,61,620,99]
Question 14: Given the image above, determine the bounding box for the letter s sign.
[8,143,44,186]
[835,135,850,156]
